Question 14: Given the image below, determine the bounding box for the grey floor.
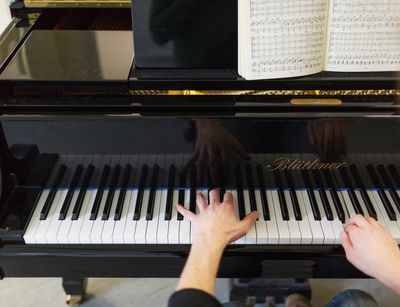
[0,278,399,307]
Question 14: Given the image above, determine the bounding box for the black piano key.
[189,165,197,213]
[219,188,226,203]
[312,170,333,220]
[366,165,396,221]
[147,164,160,220]
[246,164,258,213]
[59,164,84,220]
[165,164,176,220]
[339,168,364,215]
[177,170,186,220]
[388,164,400,189]
[256,164,270,220]
[273,170,289,221]
[349,164,377,220]
[322,170,345,222]
[90,164,111,220]
[377,164,400,214]
[133,164,148,220]
[114,164,131,221]
[72,164,94,220]
[102,165,121,220]
[235,165,246,220]
[301,170,321,220]
[284,170,302,221]
[40,164,67,220]
[219,164,226,202]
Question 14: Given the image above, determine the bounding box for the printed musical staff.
[240,0,328,79]
[326,0,400,71]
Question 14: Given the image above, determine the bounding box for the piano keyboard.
[23,154,400,245]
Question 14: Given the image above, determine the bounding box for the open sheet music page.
[239,0,329,80]
[325,0,400,72]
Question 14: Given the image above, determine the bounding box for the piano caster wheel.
[66,294,83,306]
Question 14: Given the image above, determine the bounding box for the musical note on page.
[239,0,329,80]
[325,0,400,71]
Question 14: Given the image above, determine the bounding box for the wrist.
[192,235,226,255]
[378,255,400,294]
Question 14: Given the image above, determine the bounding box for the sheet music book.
[238,0,400,80]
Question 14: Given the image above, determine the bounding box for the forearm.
[176,239,224,295]
[379,257,400,294]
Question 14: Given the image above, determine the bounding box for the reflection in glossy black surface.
[1,117,400,235]
[0,30,133,81]
[133,0,237,68]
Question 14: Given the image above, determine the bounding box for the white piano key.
[367,190,388,228]
[44,189,68,244]
[370,191,400,242]
[299,190,323,244]
[243,190,257,244]
[254,190,268,244]
[284,190,302,244]
[179,189,191,244]
[271,190,290,244]
[313,191,335,244]
[294,190,313,244]
[89,190,109,244]
[340,190,356,219]
[326,190,344,244]
[78,189,98,244]
[265,190,279,244]
[68,190,93,244]
[34,190,64,244]
[134,190,150,244]
[24,189,51,244]
[230,190,243,244]
[146,189,162,244]
[56,190,80,243]
[113,190,134,244]
[355,190,370,217]
[157,189,169,244]
[123,189,139,244]
[168,190,180,244]
[101,189,121,244]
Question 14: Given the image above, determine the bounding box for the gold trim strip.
[24,0,130,8]
[129,89,400,96]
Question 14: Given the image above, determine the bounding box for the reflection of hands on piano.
[177,190,259,249]
[307,119,347,162]
[342,214,400,294]
[183,119,250,184]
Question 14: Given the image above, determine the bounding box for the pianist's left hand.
[342,214,400,294]
[174,190,258,296]
[177,190,258,248]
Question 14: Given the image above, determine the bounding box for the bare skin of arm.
[175,190,258,295]
[342,214,400,294]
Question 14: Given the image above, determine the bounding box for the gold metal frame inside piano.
[129,90,400,96]
[24,0,130,8]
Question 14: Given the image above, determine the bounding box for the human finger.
[209,189,220,204]
[196,193,208,211]
[341,231,355,261]
[176,204,196,221]
[346,214,370,228]
[223,192,233,204]
[239,211,259,232]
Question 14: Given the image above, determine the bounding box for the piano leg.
[62,278,87,305]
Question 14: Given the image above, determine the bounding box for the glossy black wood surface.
[0,244,365,279]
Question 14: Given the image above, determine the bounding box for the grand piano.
[0,0,399,304]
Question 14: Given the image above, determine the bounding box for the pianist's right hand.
[342,214,400,294]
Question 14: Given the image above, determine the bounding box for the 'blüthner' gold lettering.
[266,157,347,171]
